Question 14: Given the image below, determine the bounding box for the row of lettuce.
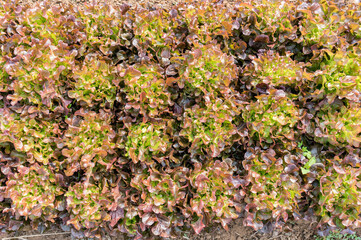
[1,0,361,238]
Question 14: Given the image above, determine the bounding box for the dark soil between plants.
[0,219,319,240]
[1,0,359,239]
[4,218,361,240]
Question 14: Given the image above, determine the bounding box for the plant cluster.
[126,122,172,165]
[130,166,188,237]
[65,182,113,232]
[68,58,118,108]
[242,51,309,89]
[243,147,304,230]
[1,0,361,239]
[0,109,61,165]
[242,90,300,147]
[316,230,361,240]
[187,160,244,233]
[5,164,64,221]
[314,157,361,229]
[314,102,361,148]
[121,64,172,118]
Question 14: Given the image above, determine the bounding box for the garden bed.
[1,0,361,239]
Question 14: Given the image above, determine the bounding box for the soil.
[183,219,318,240]
[0,219,319,240]
[2,0,358,239]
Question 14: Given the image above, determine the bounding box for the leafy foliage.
[179,44,238,98]
[132,7,186,58]
[314,102,361,148]
[121,64,172,118]
[0,109,61,165]
[66,182,112,231]
[62,109,119,177]
[130,166,188,237]
[1,0,361,238]
[316,230,361,240]
[243,147,304,230]
[126,121,172,165]
[313,48,361,103]
[313,157,361,229]
[68,57,118,108]
[242,90,300,147]
[180,101,240,158]
[187,160,244,233]
[182,2,234,44]
[243,51,309,88]
[5,164,64,221]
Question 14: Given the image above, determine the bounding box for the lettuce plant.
[182,1,234,44]
[133,7,187,58]
[62,109,118,177]
[0,109,61,165]
[68,57,118,108]
[243,147,304,230]
[65,182,112,233]
[180,98,240,158]
[121,64,172,117]
[5,164,64,221]
[79,3,129,48]
[298,2,341,47]
[5,35,74,108]
[228,0,299,59]
[187,159,244,234]
[179,44,238,99]
[130,167,188,237]
[313,49,361,103]
[343,5,361,39]
[125,122,172,165]
[242,90,300,147]
[315,102,361,148]
[254,0,295,35]
[236,0,297,45]
[299,14,332,47]
[243,51,309,88]
[10,2,83,46]
[314,157,361,229]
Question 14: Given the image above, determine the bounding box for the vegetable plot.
[1,0,361,238]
